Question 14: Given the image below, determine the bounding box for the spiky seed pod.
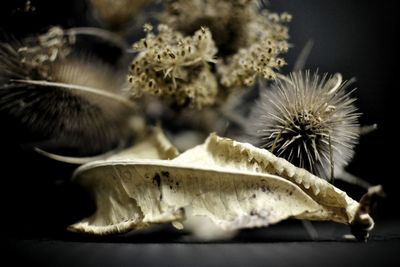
[247,71,360,180]
[0,28,134,156]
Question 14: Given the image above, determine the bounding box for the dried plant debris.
[0,27,134,155]
[160,0,290,88]
[247,71,360,180]
[69,133,380,241]
[128,24,218,109]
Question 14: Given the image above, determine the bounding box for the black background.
[1,0,399,266]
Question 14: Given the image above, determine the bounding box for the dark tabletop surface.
[4,218,400,267]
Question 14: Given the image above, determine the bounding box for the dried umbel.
[0,27,134,155]
[160,0,290,89]
[160,0,255,56]
[247,71,360,180]
[10,26,74,80]
[216,8,290,88]
[128,24,218,109]
[129,1,290,109]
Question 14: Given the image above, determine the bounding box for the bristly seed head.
[247,71,360,180]
[0,27,132,155]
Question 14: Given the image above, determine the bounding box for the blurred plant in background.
[0,0,363,182]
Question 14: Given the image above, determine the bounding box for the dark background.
[1,0,399,266]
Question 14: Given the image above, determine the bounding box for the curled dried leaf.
[69,133,380,241]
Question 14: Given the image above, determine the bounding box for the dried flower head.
[160,0,253,56]
[217,9,290,88]
[14,26,74,79]
[128,24,218,109]
[0,27,133,155]
[160,0,290,89]
[247,71,360,180]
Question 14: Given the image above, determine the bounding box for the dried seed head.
[0,28,133,155]
[160,0,290,89]
[128,24,218,109]
[247,71,360,180]
[11,26,73,81]
[160,0,255,56]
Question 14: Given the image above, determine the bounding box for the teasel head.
[247,71,360,180]
[0,27,135,156]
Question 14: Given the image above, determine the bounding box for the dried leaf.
[69,133,380,241]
